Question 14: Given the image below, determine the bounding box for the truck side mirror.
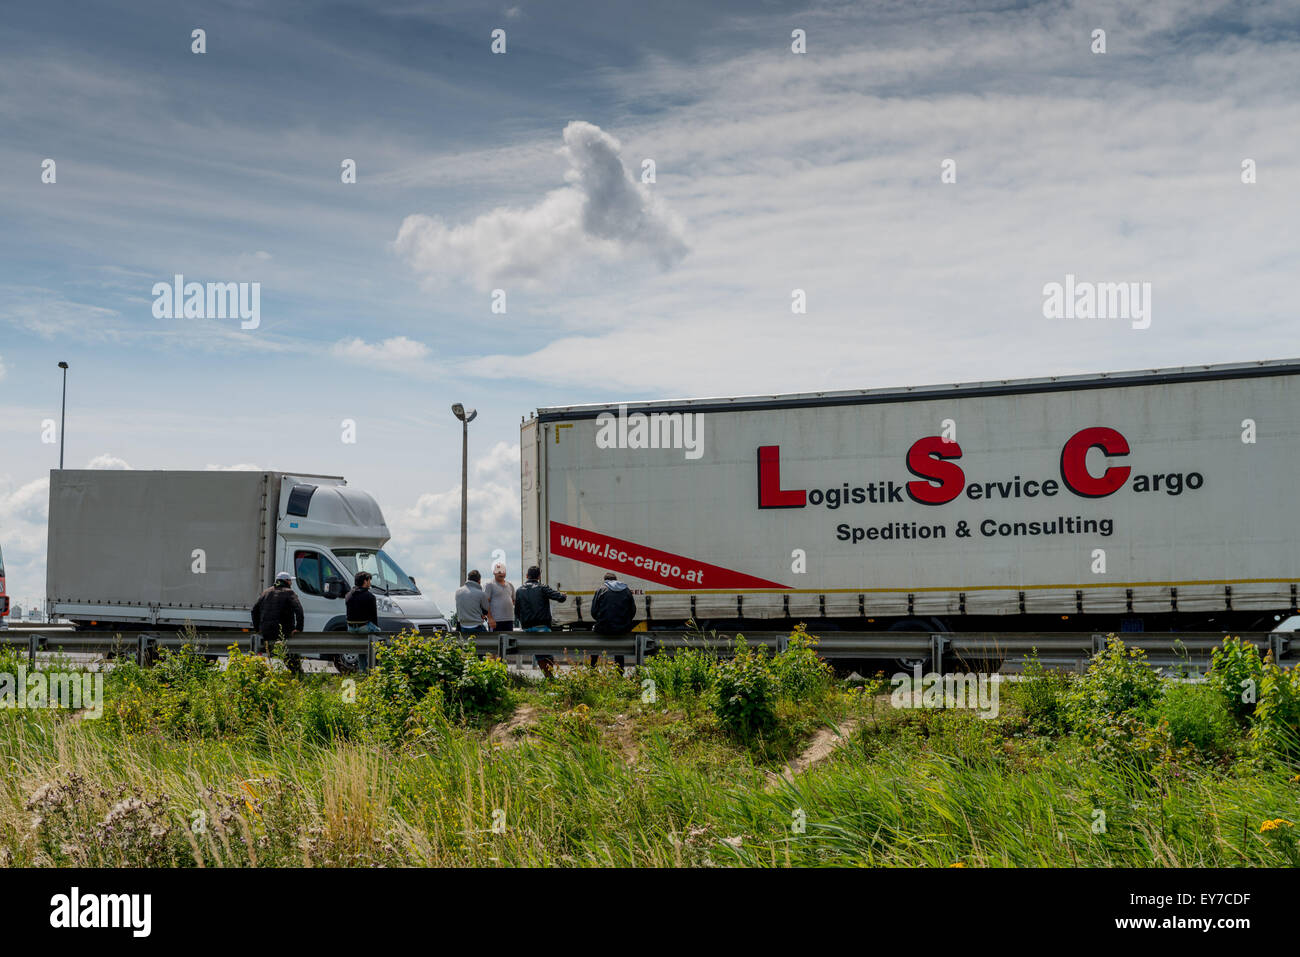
[409,576,417,587]
[324,580,346,600]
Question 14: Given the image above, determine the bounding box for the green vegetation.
[1,630,1297,867]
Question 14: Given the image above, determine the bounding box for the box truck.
[46,471,447,642]
[522,359,1300,637]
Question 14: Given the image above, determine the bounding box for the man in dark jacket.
[515,565,566,675]
[590,572,635,668]
[345,571,381,633]
[251,571,305,659]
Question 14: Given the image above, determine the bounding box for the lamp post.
[451,403,477,585]
[57,361,69,469]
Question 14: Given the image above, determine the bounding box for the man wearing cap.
[345,571,382,634]
[252,572,305,659]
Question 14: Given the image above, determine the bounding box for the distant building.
[9,604,20,619]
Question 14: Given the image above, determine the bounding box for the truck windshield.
[333,548,420,596]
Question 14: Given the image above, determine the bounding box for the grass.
[1,634,1298,867]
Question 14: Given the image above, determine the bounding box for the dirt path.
[488,704,540,748]
[607,713,639,765]
[765,719,862,791]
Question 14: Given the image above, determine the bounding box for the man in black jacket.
[345,571,381,633]
[515,565,566,676]
[590,572,635,668]
[251,571,305,663]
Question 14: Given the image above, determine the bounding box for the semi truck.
[521,359,1300,640]
[46,471,447,653]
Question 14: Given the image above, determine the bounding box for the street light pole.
[57,361,69,469]
[451,403,478,585]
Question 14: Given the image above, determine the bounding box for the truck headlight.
[378,597,402,616]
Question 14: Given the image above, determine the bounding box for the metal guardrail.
[0,627,1291,673]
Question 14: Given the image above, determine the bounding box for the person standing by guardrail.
[252,571,304,670]
[345,571,382,634]
[516,565,566,676]
[484,561,515,634]
[455,570,495,635]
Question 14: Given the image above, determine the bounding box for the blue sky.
[1,0,1297,614]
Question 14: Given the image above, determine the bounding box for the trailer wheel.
[888,618,943,672]
[331,653,362,674]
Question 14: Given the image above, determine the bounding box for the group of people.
[249,561,638,674]
[454,562,636,673]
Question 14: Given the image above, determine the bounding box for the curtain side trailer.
[522,359,1300,636]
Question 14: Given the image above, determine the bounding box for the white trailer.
[522,359,1300,634]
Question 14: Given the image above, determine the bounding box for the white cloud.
[1,476,49,525]
[385,440,521,611]
[473,440,519,478]
[331,336,432,368]
[0,294,123,341]
[85,454,131,470]
[0,475,51,615]
[393,120,688,290]
[452,16,1300,395]
[204,463,263,471]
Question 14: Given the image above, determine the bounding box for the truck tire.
[331,653,362,674]
[888,618,943,673]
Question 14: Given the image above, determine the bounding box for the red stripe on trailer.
[549,521,789,591]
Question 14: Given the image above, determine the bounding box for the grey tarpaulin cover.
[47,470,272,608]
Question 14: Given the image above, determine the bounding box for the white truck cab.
[275,476,447,633]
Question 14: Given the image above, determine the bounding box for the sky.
[1,0,1297,616]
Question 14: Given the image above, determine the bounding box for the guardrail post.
[930,634,947,676]
[1271,633,1288,664]
[137,633,149,667]
[775,634,788,655]
[251,633,262,657]
[1091,633,1106,658]
[367,634,376,671]
[28,633,38,669]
